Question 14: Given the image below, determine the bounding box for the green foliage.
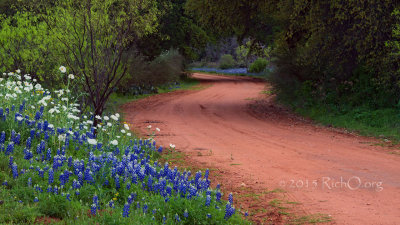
[270,0,400,109]
[185,0,277,44]
[119,49,185,95]
[0,12,62,87]
[46,0,160,117]
[249,58,268,73]
[137,0,209,61]
[219,54,235,69]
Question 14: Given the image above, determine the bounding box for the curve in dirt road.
[122,73,400,225]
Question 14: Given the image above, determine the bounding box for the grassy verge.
[187,70,270,80]
[283,102,400,143]
[106,76,201,113]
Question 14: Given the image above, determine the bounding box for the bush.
[218,54,235,69]
[119,49,184,95]
[248,58,268,73]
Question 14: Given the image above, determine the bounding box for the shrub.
[248,58,268,73]
[218,54,235,69]
[118,49,184,95]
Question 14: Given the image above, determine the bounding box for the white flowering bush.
[0,68,247,224]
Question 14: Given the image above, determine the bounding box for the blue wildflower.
[122,203,130,217]
[0,131,5,144]
[91,204,97,216]
[48,169,54,184]
[12,163,18,179]
[228,193,233,205]
[175,214,181,222]
[6,142,14,155]
[205,194,211,206]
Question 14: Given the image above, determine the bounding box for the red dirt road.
[122,73,400,225]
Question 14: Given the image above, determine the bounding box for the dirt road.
[122,73,400,224]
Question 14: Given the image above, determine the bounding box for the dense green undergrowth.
[277,98,400,142]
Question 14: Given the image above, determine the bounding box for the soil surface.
[121,73,400,225]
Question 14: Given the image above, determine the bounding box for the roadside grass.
[187,69,270,80]
[106,76,201,113]
[293,105,400,143]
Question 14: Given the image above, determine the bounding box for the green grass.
[106,76,201,113]
[293,105,400,142]
[187,70,270,80]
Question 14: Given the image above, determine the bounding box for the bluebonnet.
[93,195,99,209]
[34,111,41,121]
[122,203,130,217]
[184,209,188,218]
[224,203,235,220]
[175,214,181,222]
[205,194,211,206]
[46,148,51,161]
[34,197,39,202]
[207,213,212,219]
[26,137,32,149]
[12,163,18,179]
[115,174,120,190]
[48,169,54,184]
[228,193,233,205]
[66,193,71,201]
[0,131,5,144]
[6,142,14,155]
[9,156,13,168]
[91,204,97,216]
[216,190,222,202]
[28,177,32,187]
[14,134,21,145]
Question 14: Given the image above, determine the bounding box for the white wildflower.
[16,116,23,121]
[68,74,74,79]
[16,69,21,74]
[156,128,160,132]
[110,140,118,145]
[147,125,152,129]
[59,66,66,73]
[58,134,66,142]
[103,116,109,121]
[124,124,129,130]
[127,133,131,137]
[169,143,175,148]
[121,129,126,134]
[87,139,97,145]
[110,115,118,121]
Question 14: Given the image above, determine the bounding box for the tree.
[136,0,209,61]
[47,0,159,125]
[185,0,279,44]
